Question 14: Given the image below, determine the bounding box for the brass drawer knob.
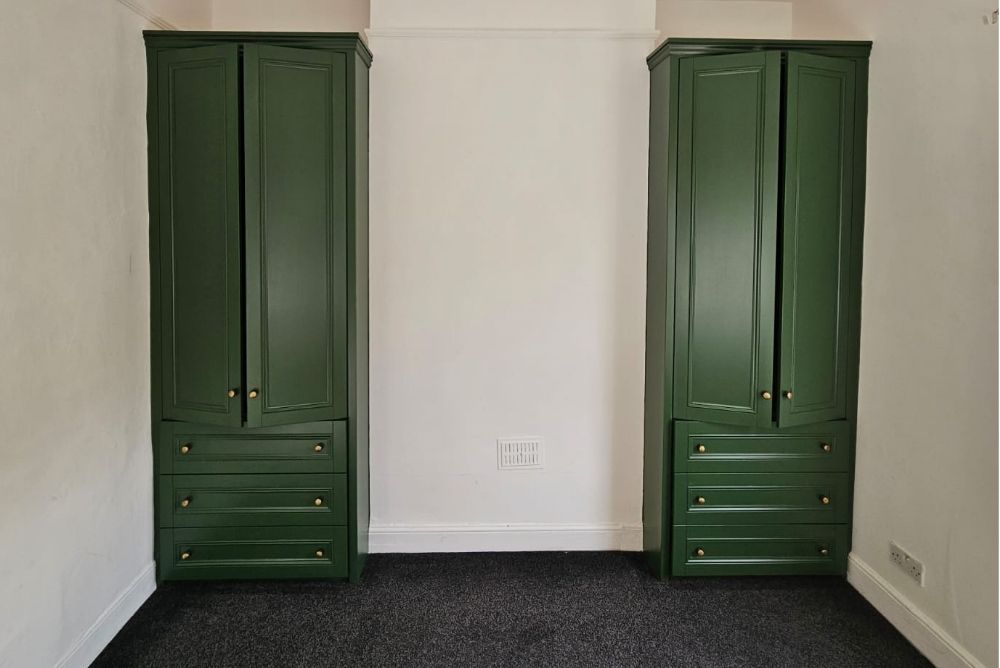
[821,443,832,452]
[694,548,705,557]
[820,495,831,505]
[783,390,793,399]
[314,497,324,507]
[696,444,706,453]
[227,388,238,398]
[179,444,191,455]
[819,547,830,556]
[248,389,259,399]
[761,391,772,400]
[180,497,191,508]
[315,549,325,558]
[694,496,706,505]
[314,443,324,453]
[180,551,191,561]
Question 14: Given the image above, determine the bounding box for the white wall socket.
[889,541,924,586]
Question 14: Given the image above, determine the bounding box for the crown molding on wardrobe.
[115,0,177,30]
[847,554,986,668]
[369,522,644,553]
[366,28,659,41]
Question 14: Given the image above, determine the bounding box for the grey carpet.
[92,552,930,667]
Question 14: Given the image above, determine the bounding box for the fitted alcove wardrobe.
[642,38,872,579]
[144,33,870,583]
[146,32,370,582]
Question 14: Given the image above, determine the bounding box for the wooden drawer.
[672,524,849,576]
[159,474,347,527]
[673,473,849,525]
[674,420,851,473]
[159,526,348,580]
[159,421,346,474]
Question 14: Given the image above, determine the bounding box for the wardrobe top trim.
[143,31,373,66]
[647,38,872,69]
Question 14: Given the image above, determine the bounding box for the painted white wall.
[367,0,656,551]
[0,1,204,665]
[791,1,998,666]
[656,0,793,40]
[210,0,369,32]
[143,0,211,28]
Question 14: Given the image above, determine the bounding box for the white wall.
[791,2,998,667]
[143,0,211,28]
[656,0,793,40]
[211,0,369,32]
[367,0,656,550]
[0,2,202,666]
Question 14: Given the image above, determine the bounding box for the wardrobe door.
[777,53,856,427]
[244,45,348,427]
[156,45,243,427]
[673,52,781,428]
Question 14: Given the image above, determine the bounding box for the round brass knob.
[695,548,705,557]
[314,497,324,507]
[784,391,793,400]
[248,389,259,399]
[314,443,324,453]
[761,391,772,400]
[180,551,191,561]
[695,496,706,505]
[820,495,831,505]
[315,549,325,558]
[696,444,707,453]
[179,444,191,455]
[227,389,238,398]
[819,547,829,556]
[180,497,191,508]
[821,443,832,452]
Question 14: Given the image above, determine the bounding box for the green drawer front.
[672,524,849,576]
[674,420,851,473]
[160,474,347,527]
[159,526,348,580]
[159,421,346,474]
[673,473,849,525]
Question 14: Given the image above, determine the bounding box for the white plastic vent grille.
[497,437,544,470]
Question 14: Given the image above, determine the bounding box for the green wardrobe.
[145,32,371,582]
[642,39,872,578]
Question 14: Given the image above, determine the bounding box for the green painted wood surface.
[160,473,347,527]
[672,524,848,575]
[648,39,872,69]
[146,34,371,583]
[673,472,850,525]
[777,53,856,427]
[643,40,870,580]
[159,420,345,475]
[673,51,781,428]
[674,420,851,473]
[156,45,242,426]
[244,44,348,427]
[641,49,677,581]
[159,526,348,580]
[347,51,371,584]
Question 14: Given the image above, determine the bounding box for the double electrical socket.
[889,541,924,586]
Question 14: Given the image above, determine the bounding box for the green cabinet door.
[674,52,781,428]
[244,45,348,427]
[156,45,242,426]
[777,53,856,427]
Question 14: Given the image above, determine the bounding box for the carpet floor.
[93,552,929,667]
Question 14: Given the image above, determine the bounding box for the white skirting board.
[847,554,985,668]
[54,562,156,668]
[369,522,644,553]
